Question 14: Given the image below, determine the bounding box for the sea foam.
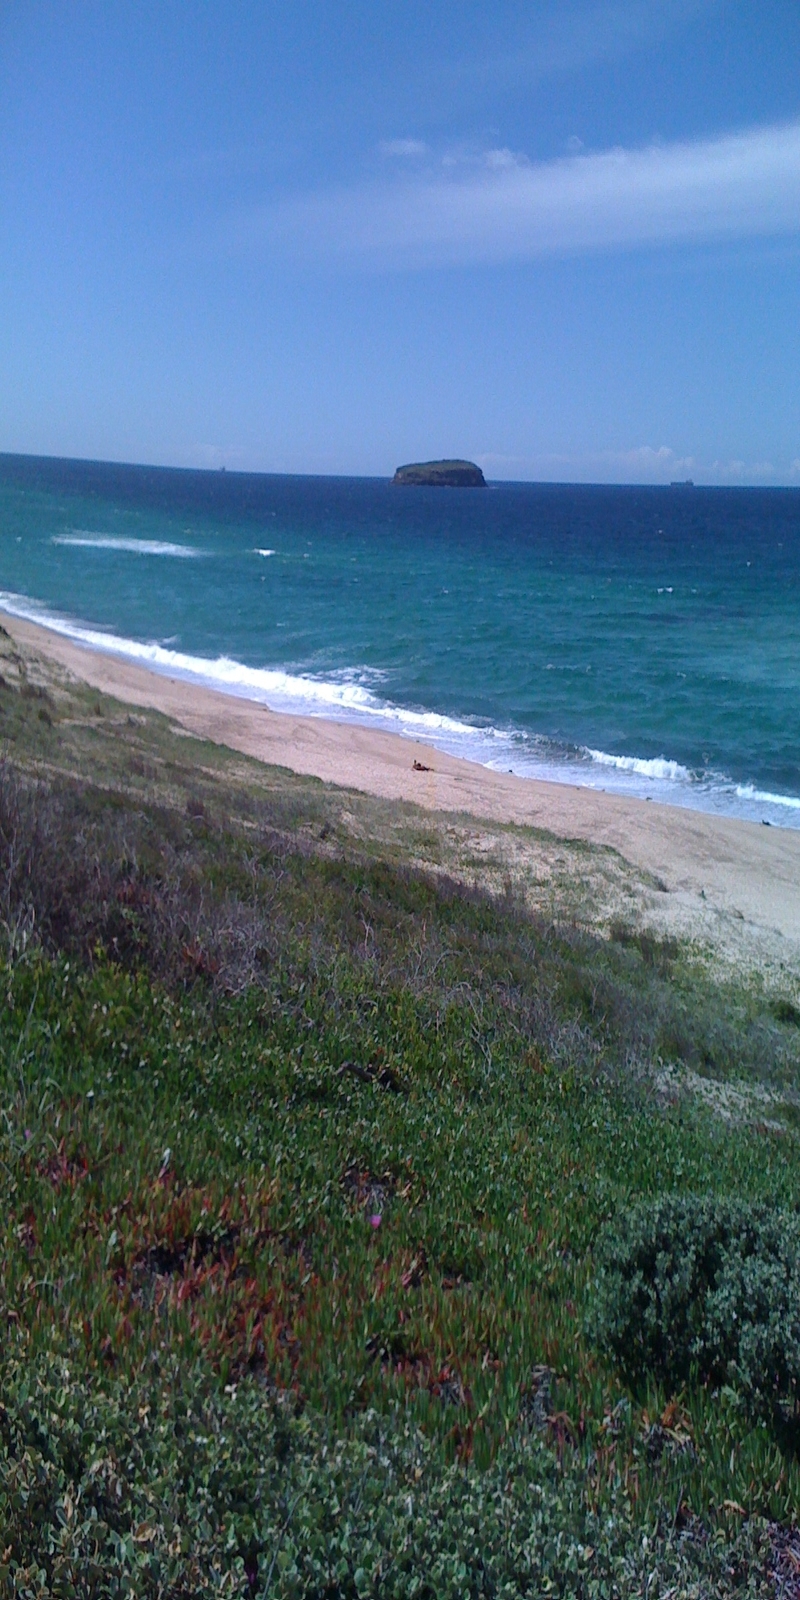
[54,535,203,558]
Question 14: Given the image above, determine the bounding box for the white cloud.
[378,139,428,158]
[263,118,800,268]
[476,446,688,482]
[472,448,793,485]
[710,457,775,480]
[483,147,527,171]
[613,445,675,466]
[573,445,697,481]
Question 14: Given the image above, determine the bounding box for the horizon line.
[2,447,800,491]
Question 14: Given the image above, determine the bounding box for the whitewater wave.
[1,588,798,828]
[255,548,277,557]
[585,749,691,782]
[54,534,203,558]
[0,589,482,738]
[735,783,800,811]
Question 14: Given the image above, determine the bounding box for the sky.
[1,1,800,483]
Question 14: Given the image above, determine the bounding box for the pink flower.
[369,1214,382,1229]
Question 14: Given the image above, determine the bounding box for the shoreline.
[1,595,797,834]
[3,609,800,963]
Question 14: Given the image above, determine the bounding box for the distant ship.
[670,479,695,487]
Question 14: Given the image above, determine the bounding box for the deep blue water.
[1,451,799,825]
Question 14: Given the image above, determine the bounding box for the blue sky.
[2,1,800,482]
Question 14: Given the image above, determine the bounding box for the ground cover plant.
[589,1196,800,1425]
[1,639,800,1592]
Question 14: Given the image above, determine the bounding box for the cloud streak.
[379,138,428,158]
[475,447,793,485]
[261,118,800,268]
[455,0,717,91]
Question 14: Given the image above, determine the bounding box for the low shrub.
[588,1195,800,1421]
[0,1349,777,1597]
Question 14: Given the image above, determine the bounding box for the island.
[392,458,486,487]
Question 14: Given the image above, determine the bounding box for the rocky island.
[392,458,486,487]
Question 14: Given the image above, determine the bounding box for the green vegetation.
[0,633,799,1592]
[589,1196,800,1424]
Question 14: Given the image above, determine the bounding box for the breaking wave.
[735,783,800,811]
[585,749,691,782]
[54,534,203,558]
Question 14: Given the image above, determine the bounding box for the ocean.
[0,451,798,828]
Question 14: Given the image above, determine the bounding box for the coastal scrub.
[0,649,799,1590]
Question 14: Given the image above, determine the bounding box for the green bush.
[588,1195,800,1420]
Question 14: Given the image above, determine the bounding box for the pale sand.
[4,612,800,976]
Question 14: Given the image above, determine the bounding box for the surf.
[53,534,203,558]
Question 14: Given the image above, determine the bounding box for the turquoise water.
[0,452,799,826]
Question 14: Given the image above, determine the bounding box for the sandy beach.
[4,610,800,973]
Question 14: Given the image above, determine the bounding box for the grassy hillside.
[1,631,799,1594]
